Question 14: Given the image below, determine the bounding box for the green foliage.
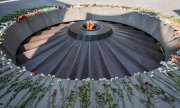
[0,5,56,24]
[133,7,159,16]
[160,45,165,55]
[174,18,180,24]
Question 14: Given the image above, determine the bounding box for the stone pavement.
[0,0,180,17]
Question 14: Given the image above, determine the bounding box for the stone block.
[139,14,160,35]
[12,21,32,41]
[27,13,46,33]
[63,8,81,22]
[2,28,19,59]
[56,9,67,23]
[126,12,143,29]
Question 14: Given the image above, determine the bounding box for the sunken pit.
[16,20,165,80]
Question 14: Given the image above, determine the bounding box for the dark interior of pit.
[16,20,165,80]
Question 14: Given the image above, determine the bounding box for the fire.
[86,21,94,30]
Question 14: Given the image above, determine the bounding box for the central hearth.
[68,20,113,41]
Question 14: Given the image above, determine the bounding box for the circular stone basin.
[68,20,113,41]
[16,20,165,80]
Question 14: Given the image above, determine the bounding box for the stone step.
[26,28,68,43]
[21,38,74,71]
[16,35,69,65]
[18,31,68,52]
[112,34,164,60]
[113,32,162,53]
[108,37,162,71]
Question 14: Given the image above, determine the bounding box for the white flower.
[9,66,12,68]
[0,51,3,55]
[52,75,55,78]
[164,19,171,24]
[144,71,147,74]
[1,57,5,61]
[167,61,171,64]
[17,66,20,69]
[137,72,140,75]
[85,79,89,82]
[7,62,10,65]
[134,73,137,76]
[86,78,90,81]
[3,54,6,57]
[150,74,154,77]
[110,78,114,81]
[115,77,118,79]
[22,67,26,71]
[30,73,32,76]
[162,70,167,73]
[177,50,180,55]
[19,70,22,73]
[8,59,11,62]
[151,71,154,74]
[57,79,62,82]
[67,78,70,81]
[51,83,54,86]
[92,78,94,81]
[105,79,108,82]
[102,78,106,81]
[107,82,110,85]
[160,61,168,67]
[40,73,45,77]
[173,67,178,70]
[167,61,175,66]
[99,78,102,81]
[48,74,51,77]
[167,61,173,65]
[75,78,78,81]
[157,67,162,72]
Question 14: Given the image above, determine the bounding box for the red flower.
[15,10,42,22]
[66,5,74,8]
[16,18,20,22]
[34,10,42,14]
[32,70,37,76]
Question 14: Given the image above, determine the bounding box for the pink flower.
[171,58,177,63]
[177,43,180,48]
[170,54,180,66]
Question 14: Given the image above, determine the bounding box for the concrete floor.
[0,0,180,17]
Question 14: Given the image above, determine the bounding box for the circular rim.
[68,20,113,41]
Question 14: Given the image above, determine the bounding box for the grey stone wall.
[1,7,179,63]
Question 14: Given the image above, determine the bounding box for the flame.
[86,21,94,30]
